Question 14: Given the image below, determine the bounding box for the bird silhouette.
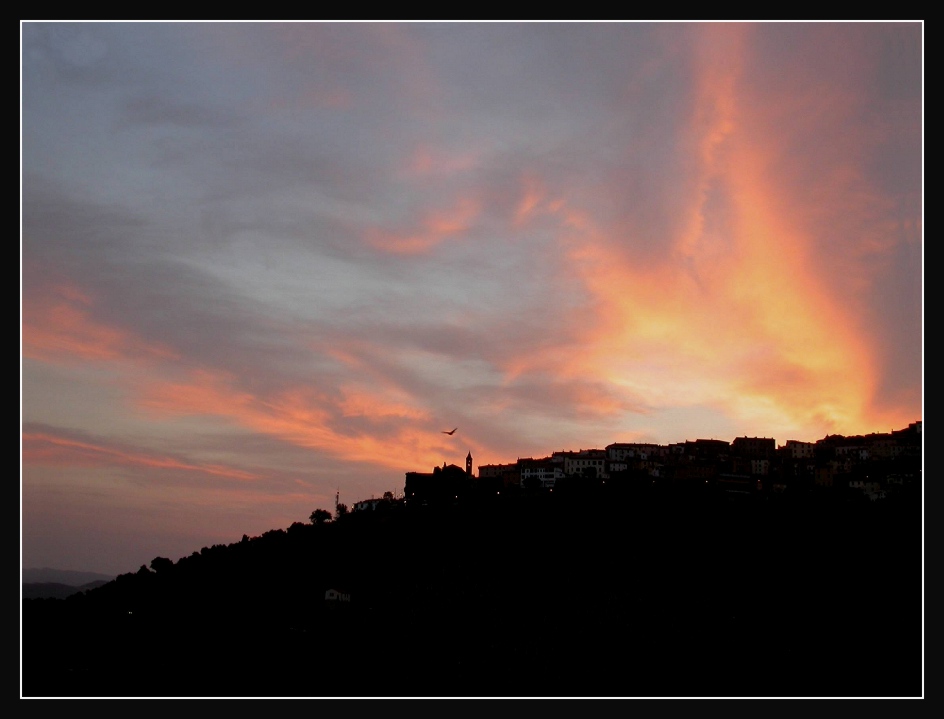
[442,427,458,435]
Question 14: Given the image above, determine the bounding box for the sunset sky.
[21,21,923,577]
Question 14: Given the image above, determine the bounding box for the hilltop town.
[23,420,923,698]
[354,420,922,511]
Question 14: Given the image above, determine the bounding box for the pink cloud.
[513,173,557,226]
[365,195,481,255]
[22,282,178,365]
[22,431,261,482]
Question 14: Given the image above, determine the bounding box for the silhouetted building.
[404,462,472,504]
[477,462,520,493]
[553,448,608,479]
[518,457,563,489]
[400,421,919,506]
[732,436,776,459]
[673,439,731,461]
[781,440,815,459]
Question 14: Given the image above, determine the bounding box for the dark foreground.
[22,492,922,698]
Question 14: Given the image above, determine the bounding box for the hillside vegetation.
[22,488,922,698]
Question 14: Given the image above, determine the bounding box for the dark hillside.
[21,490,922,698]
[22,580,111,600]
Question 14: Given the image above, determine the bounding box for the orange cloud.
[138,369,450,473]
[553,211,878,437]
[22,283,177,365]
[674,24,744,264]
[490,25,905,441]
[140,369,257,418]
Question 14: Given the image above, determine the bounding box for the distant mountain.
[22,580,111,600]
[22,568,115,586]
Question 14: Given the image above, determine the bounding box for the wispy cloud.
[23,426,261,482]
[22,279,178,364]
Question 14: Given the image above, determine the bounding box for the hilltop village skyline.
[24,422,923,697]
[355,420,923,510]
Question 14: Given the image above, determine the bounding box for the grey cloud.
[120,96,239,129]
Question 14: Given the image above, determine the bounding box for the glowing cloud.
[479,24,913,443]
[138,368,454,473]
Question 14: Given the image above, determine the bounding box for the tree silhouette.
[335,503,349,520]
[310,508,332,524]
[150,556,174,574]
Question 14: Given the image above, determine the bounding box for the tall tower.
[466,451,473,477]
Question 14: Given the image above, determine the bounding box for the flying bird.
[442,427,458,435]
